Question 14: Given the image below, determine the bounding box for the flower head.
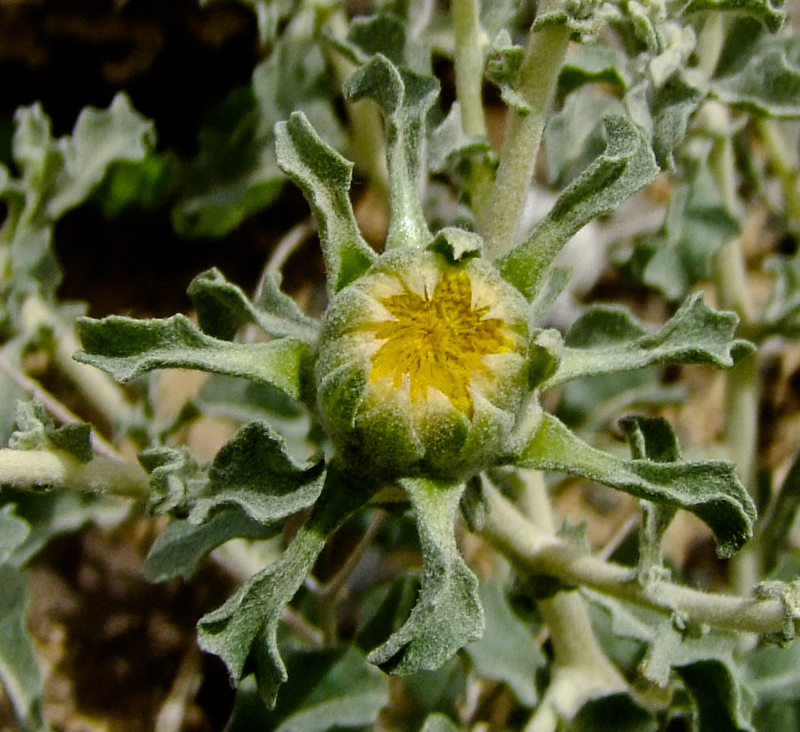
[315,249,531,479]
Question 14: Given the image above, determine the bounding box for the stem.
[452,0,487,139]
[758,119,800,235]
[482,18,571,258]
[480,483,794,637]
[0,448,149,499]
[515,472,625,731]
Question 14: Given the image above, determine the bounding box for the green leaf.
[516,412,756,557]
[643,624,754,731]
[344,54,438,250]
[367,478,484,674]
[761,254,800,338]
[421,713,462,732]
[142,508,277,582]
[187,267,319,343]
[499,114,659,298]
[557,45,628,101]
[712,34,800,117]
[197,468,373,707]
[465,580,545,706]
[0,505,30,569]
[268,646,389,732]
[682,0,785,32]
[275,112,376,293]
[188,421,325,525]
[76,314,310,402]
[544,294,753,388]
[8,401,93,464]
[640,145,742,299]
[0,564,47,731]
[566,693,657,732]
[745,639,800,704]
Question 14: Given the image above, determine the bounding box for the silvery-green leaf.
[143,508,277,582]
[711,34,800,117]
[516,412,756,557]
[187,267,318,343]
[557,45,628,100]
[8,401,93,464]
[421,713,462,732]
[188,421,324,525]
[0,505,29,566]
[197,468,373,707]
[761,254,800,338]
[567,693,657,732]
[485,30,530,115]
[275,112,376,293]
[499,115,658,298]
[682,0,785,34]
[344,55,438,250]
[76,314,310,403]
[367,478,484,674]
[0,565,47,732]
[465,580,545,706]
[544,294,753,388]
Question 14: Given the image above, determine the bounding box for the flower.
[315,248,531,479]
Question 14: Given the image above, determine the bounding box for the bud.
[314,248,531,480]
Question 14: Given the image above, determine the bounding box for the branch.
[480,482,793,637]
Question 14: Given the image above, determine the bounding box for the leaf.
[712,34,800,117]
[0,565,47,732]
[557,45,628,101]
[0,505,30,566]
[187,421,325,525]
[197,468,373,707]
[643,624,754,731]
[8,401,93,464]
[275,112,376,293]
[367,478,484,674]
[761,254,800,338]
[682,0,785,31]
[499,115,659,298]
[744,639,800,704]
[143,508,278,582]
[76,314,310,402]
[344,54,439,250]
[640,146,741,299]
[544,293,754,388]
[465,580,545,706]
[516,412,756,557]
[269,646,389,732]
[566,693,657,732]
[421,713,462,732]
[187,267,319,343]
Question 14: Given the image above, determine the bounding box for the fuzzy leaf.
[187,268,318,343]
[143,508,277,582]
[712,34,800,117]
[499,115,659,298]
[465,580,545,706]
[567,694,657,732]
[76,314,310,402]
[188,421,325,525]
[367,478,484,674]
[421,713,461,732]
[682,0,785,31]
[516,413,756,557]
[275,112,376,293]
[0,506,30,566]
[557,45,628,100]
[762,254,800,338]
[544,294,753,387]
[345,55,438,250]
[197,469,373,707]
[8,401,93,464]
[0,565,47,732]
[485,31,531,115]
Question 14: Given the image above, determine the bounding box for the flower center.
[362,270,513,418]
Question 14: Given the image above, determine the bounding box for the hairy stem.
[452,0,487,138]
[0,448,149,499]
[482,18,571,258]
[481,483,793,637]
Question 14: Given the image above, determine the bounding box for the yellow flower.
[362,271,513,419]
[315,249,531,479]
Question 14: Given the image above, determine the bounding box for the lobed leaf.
[188,267,319,343]
[197,468,373,707]
[544,293,753,388]
[76,314,310,402]
[681,0,785,32]
[499,114,659,298]
[344,54,438,250]
[367,478,484,674]
[275,112,376,293]
[516,413,756,557]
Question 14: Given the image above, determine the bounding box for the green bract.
[315,248,531,480]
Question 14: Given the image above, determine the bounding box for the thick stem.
[0,448,149,499]
[452,0,487,138]
[480,483,793,637]
[482,20,571,259]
